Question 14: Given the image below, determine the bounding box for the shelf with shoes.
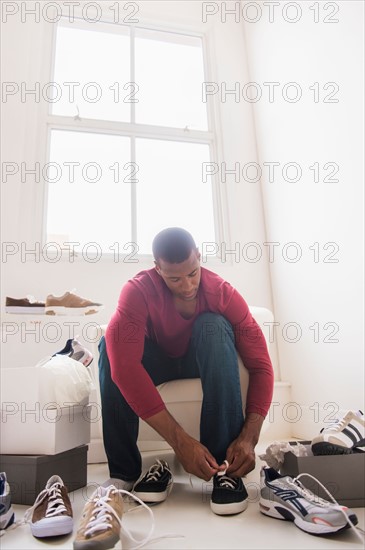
[4,290,104,316]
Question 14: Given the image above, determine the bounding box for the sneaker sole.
[5,306,45,314]
[259,497,352,535]
[311,442,354,456]
[210,498,248,516]
[73,532,120,550]
[133,481,173,503]
[0,507,15,530]
[45,306,101,315]
[31,516,73,537]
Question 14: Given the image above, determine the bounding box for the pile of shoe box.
[0,364,91,505]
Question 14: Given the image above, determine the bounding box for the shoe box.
[0,366,92,454]
[0,445,88,505]
[280,441,365,508]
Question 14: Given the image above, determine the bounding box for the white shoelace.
[189,459,232,489]
[215,460,239,489]
[291,473,364,542]
[84,486,182,550]
[23,481,67,524]
[141,460,171,483]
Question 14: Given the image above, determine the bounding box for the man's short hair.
[152,227,197,263]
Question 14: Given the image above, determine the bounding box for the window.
[45,18,219,256]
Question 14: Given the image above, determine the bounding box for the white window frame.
[38,10,230,262]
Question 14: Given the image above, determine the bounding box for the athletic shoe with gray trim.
[53,338,93,367]
[0,472,15,531]
[259,467,358,535]
[311,410,365,455]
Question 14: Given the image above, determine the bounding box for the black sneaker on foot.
[210,474,248,515]
[133,460,173,503]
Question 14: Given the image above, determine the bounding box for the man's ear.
[154,261,161,275]
[196,248,201,261]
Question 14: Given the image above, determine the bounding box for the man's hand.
[225,412,266,477]
[174,432,223,481]
[225,437,256,477]
[144,408,224,481]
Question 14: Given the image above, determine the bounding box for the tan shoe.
[73,486,123,550]
[24,475,73,538]
[45,291,103,315]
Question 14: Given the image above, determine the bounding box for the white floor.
[1,445,364,550]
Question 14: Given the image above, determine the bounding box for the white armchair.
[88,306,276,462]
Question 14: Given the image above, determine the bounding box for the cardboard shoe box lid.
[280,441,365,508]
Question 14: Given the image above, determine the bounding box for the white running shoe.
[260,467,358,535]
[53,338,93,367]
[311,410,365,455]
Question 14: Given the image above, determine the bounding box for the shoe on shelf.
[5,295,45,314]
[0,472,15,531]
[311,410,365,456]
[45,290,103,316]
[210,472,248,516]
[133,460,173,503]
[73,485,124,550]
[24,475,73,538]
[259,467,358,535]
[53,338,93,367]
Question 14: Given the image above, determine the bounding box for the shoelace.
[84,487,182,550]
[142,460,171,483]
[189,459,231,489]
[215,460,239,489]
[23,482,67,524]
[291,473,364,542]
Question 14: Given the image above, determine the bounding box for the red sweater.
[105,267,274,420]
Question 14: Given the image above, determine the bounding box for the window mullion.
[130,25,137,245]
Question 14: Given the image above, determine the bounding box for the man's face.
[155,249,201,301]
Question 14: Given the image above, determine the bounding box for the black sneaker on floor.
[133,460,173,503]
[210,474,248,515]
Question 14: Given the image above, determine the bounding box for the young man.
[99,227,274,515]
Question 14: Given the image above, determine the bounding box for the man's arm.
[145,409,225,481]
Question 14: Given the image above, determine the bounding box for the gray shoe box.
[280,441,365,508]
[0,445,88,505]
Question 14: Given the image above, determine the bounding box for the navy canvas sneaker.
[133,460,173,503]
[210,473,248,515]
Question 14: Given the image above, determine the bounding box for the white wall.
[1,2,279,376]
[243,0,364,435]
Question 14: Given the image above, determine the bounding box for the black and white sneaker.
[210,474,248,515]
[311,410,365,455]
[133,460,173,503]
